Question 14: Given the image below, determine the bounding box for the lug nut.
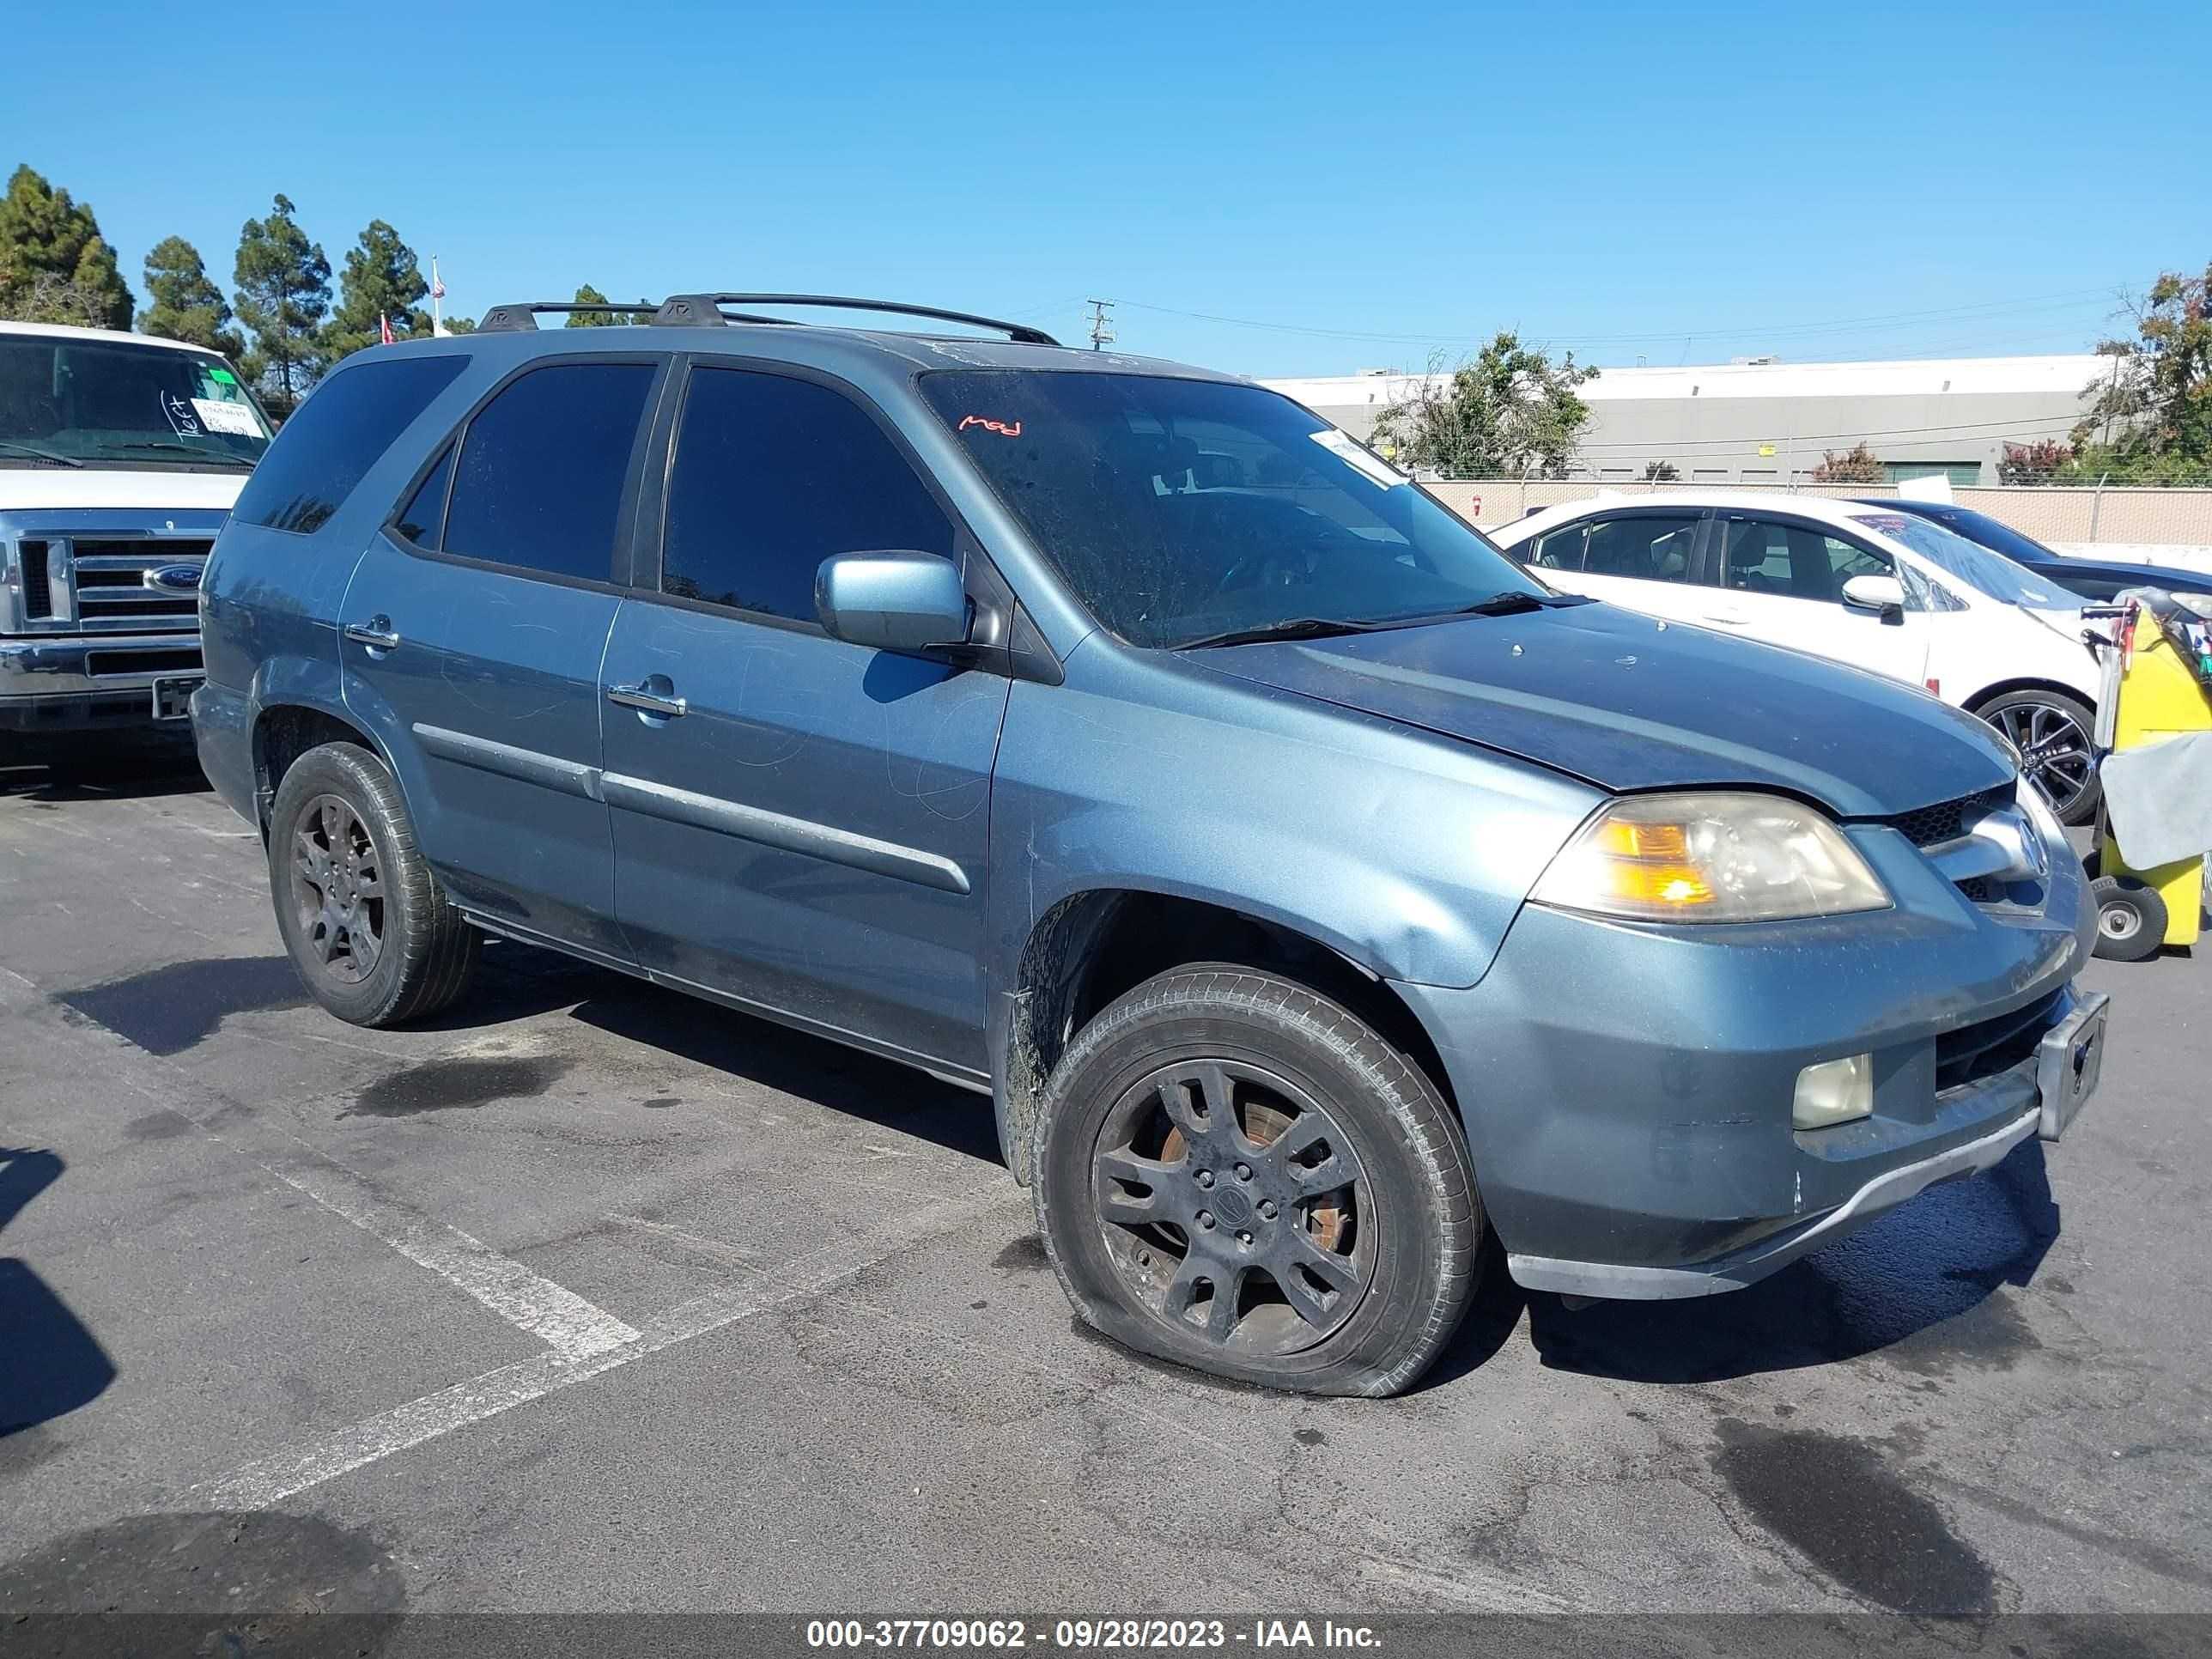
[1234,1162,1253,1182]
[1196,1211,1215,1230]
[1196,1170,1216,1188]
[1237,1230,1253,1245]
[1258,1200,1279,1220]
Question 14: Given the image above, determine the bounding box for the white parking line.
[194,1182,1020,1510]
[246,1143,640,1360]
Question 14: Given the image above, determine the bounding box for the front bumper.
[1396,817,2099,1298]
[0,633,205,732]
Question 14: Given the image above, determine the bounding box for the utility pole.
[1086,299,1115,352]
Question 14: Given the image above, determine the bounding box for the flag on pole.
[380,313,396,346]
[430,257,450,337]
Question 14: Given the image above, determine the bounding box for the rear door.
[1547,508,1712,626]
[341,356,666,957]
[599,360,1011,1073]
[1705,512,1930,688]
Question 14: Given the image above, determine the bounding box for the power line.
[1086,299,1115,351]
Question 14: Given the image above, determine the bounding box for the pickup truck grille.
[9,536,210,634]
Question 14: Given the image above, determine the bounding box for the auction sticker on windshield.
[191,399,262,436]
[1310,427,1408,489]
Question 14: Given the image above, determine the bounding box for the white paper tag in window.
[1310,427,1408,489]
[191,398,262,436]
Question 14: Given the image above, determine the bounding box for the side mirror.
[814,551,971,655]
[1841,574,1906,620]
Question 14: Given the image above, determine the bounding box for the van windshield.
[0,334,271,471]
[920,370,1545,647]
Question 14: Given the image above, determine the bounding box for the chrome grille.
[52,538,210,632]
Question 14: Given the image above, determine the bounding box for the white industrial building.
[1261,354,2106,487]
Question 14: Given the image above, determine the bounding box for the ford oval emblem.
[145,564,203,592]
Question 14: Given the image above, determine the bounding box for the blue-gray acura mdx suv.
[193,294,2107,1395]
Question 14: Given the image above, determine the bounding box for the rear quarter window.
[229,356,469,535]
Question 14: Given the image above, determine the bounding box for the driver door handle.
[607,681,687,719]
[343,616,402,650]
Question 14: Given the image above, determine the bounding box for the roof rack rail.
[477,300,663,333]
[652,293,1060,346]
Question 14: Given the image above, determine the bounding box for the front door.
[601,362,1010,1073]
[342,357,664,957]
[1705,514,1930,689]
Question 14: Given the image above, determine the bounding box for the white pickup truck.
[1,320,271,769]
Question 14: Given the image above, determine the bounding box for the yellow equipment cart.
[2089,595,2212,960]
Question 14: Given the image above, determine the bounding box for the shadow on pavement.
[0,1147,116,1439]
[1518,1139,2061,1385]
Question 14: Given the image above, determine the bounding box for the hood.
[1195,601,2015,818]
[0,468,248,513]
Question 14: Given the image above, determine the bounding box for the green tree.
[563,283,653,325]
[141,236,245,358]
[1809,442,1886,483]
[1641,459,1680,482]
[0,163,132,328]
[2071,263,2212,476]
[439,314,477,335]
[319,220,432,363]
[234,194,331,413]
[1370,335,1600,479]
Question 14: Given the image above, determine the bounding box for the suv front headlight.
[1531,792,1893,924]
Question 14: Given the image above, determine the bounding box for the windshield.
[0,335,271,471]
[919,371,1545,647]
[1850,512,2074,610]
[1924,506,2059,567]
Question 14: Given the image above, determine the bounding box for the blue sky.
[11,1,2206,376]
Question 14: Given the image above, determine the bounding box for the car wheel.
[1032,964,1478,1396]
[2090,874,2166,963]
[268,742,481,1026]
[1976,688,2100,826]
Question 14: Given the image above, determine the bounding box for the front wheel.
[268,742,481,1025]
[1032,965,1479,1396]
[1976,688,2100,826]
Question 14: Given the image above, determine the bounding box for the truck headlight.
[1531,792,1893,924]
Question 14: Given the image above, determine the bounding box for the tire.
[1032,964,1478,1397]
[2090,874,2166,963]
[268,742,481,1025]
[1975,688,2100,827]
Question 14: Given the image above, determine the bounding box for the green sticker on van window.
[207,367,237,384]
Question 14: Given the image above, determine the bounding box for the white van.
[1,320,271,770]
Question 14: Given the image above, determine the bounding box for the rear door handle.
[343,616,402,650]
[607,682,687,719]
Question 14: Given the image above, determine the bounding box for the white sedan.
[1489,490,2108,822]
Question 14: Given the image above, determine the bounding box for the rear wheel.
[1976,688,2100,826]
[2090,874,2166,963]
[268,742,480,1025]
[1032,965,1478,1396]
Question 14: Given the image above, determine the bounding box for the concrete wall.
[1422,480,2212,569]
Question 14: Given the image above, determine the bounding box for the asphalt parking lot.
[2,757,2209,1626]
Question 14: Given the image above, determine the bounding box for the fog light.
[1794,1054,1873,1129]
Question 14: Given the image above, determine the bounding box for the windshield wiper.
[96,441,253,467]
[1176,616,1405,650]
[0,440,83,468]
[1441,589,1589,617]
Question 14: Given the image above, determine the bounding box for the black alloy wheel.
[1091,1057,1373,1354]
[289,794,386,985]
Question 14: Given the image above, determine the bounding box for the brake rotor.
[1161,1095,1346,1251]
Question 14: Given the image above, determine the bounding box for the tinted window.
[231,356,467,534]
[1583,515,1699,582]
[1529,523,1586,570]
[443,362,656,582]
[392,445,455,548]
[1726,519,1894,603]
[917,371,1541,648]
[662,368,953,623]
